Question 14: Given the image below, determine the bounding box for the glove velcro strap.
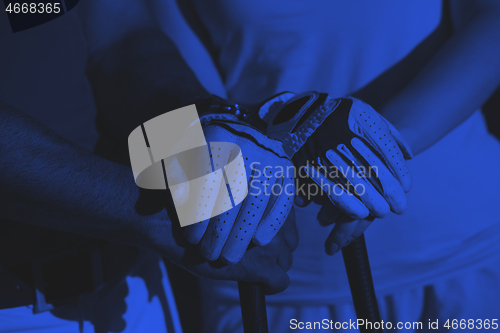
[199,113,239,125]
[266,94,342,159]
[258,91,296,123]
[207,120,291,161]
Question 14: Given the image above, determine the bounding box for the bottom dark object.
[342,234,383,333]
[238,281,269,333]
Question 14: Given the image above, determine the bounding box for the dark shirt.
[0,11,100,266]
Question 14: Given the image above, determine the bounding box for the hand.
[259,91,413,254]
[159,100,296,264]
[262,91,413,220]
[128,101,295,264]
[316,201,374,255]
[151,205,299,295]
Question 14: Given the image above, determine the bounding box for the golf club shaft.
[342,234,383,333]
[238,282,269,333]
[237,228,379,333]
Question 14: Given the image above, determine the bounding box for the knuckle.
[332,229,351,241]
[284,253,293,271]
[220,253,240,265]
[252,232,270,247]
[201,251,219,262]
[200,244,220,262]
[385,187,407,215]
[351,209,369,220]
[370,201,390,218]
[290,236,299,251]
[268,273,290,295]
[390,196,407,215]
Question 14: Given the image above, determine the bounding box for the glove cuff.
[199,113,240,125]
[196,94,252,123]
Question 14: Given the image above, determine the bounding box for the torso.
[193,0,442,103]
[0,12,100,266]
[189,0,500,301]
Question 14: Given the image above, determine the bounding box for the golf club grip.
[238,282,269,333]
[342,234,383,333]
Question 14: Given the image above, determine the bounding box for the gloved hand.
[260,91,413,220]
[149,203,299,295]
[144,98,296,264]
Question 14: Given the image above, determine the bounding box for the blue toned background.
[1,0,500,332]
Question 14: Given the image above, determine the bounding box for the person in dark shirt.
[0,1,297,332]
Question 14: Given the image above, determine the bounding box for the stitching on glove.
[205,124,291,161]
[280,97,341,158]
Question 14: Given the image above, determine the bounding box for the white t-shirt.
[168,0,500,303]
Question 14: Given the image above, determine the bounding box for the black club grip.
[342,234,383,333]
[238,282,269,333]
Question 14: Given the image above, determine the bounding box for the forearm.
[86,28,210,141]
[380,12,500,155]
[0,102,171,250]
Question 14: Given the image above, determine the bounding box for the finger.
[164,156,190,207]
[275,226,293,272]
[199,199,241,261]
[296,181,328,206]
[183,219,209,244]
[326,148,390,218]
[311,192,327,205]
[324,215,358,255]
[263,266,290,295]
[305,164,369,220]
[180,173,227,244]
[352,99,412,192]
[276,249,293,272]
[200,140,257,261]
[374,137,412,193]
[253,174,295,246]
[294,194,311,207]
[281,207,299,251]
[351,138,407,214]
[317,201,343,226]
[220,170,273,264]
[380,116,413,159]
[167,153,210,244]
[294,176,314,207]
[351,218,374,238]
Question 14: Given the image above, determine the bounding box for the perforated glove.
[260,91,413,220]
[184,117,295,263]
[129,100,295,264]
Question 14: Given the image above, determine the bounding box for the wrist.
[379,115,422,156]
[141,209,185,262]
[379,102,421,156]
[196,95,251,121]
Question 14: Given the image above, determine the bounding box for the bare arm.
[0,102,174,252]
[0,0,209,253]
[380,0,500,155]
[0,0,195,251]
[0,102,294,292]
[0,1,295,291]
